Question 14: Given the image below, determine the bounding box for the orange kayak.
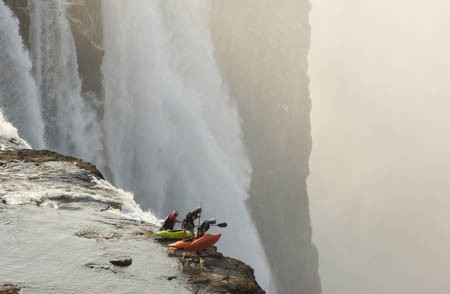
[184,234,221,252]
[168,238,194,249]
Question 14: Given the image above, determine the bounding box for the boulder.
[109,257,132,267]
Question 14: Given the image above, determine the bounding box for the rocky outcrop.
[0,147,123,210]
[168,246,265,294]
[0,284,20,294]
[77,219,265,293]
[0,149,104,179]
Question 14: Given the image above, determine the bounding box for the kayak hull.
[168,238,194,249]
[184,234,221,252]
[156,230,192,239]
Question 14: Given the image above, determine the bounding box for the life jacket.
[162,214,176,229]
[197,220,211,237]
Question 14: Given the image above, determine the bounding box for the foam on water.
[91,177,159,224]
[0,111,31,150]
[0,159,157,225]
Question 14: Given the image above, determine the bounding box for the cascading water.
[27,0,103,165]
[0,0,45,148]
[1,0,274,290]
[102,0,273,290]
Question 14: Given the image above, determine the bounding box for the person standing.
[182,207,202,239]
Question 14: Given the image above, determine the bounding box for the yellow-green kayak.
[156,229,192,239]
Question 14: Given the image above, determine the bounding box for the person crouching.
[160,210,181,230]
[197,218,217,238]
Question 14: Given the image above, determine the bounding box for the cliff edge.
[0,116,264,294]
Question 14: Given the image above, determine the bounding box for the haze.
[309,1,450,293]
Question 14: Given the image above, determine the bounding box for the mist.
[309,1,450,293]
[208,1,320,293]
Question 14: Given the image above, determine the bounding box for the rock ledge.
[0,149,104,179]
[168,246,265,294]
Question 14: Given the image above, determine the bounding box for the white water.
[0,159,157,224]
[27,0,103,164]
[0,106,156,225]
[0,1,45,148]
[0,111,31,150]
[102,0,271,290]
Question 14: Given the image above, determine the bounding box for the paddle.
[197,203,202,230]
[193,222,226,228]
[215,222,227,228]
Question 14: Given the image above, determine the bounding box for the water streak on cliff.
[0,0,45,148]
[27,0,103,164]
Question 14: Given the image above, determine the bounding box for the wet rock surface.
[0,149,104,179]
[0,126,265,293]
[0,199,189,293]
[0,149,128,210]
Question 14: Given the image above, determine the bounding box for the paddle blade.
[216,222,227,228]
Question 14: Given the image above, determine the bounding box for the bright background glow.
[309,1,450,293]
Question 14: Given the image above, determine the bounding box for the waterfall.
[102,0,272,289]
[27,0,102,164]
[0,0,45,148]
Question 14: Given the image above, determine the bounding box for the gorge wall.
[208,1,321,293]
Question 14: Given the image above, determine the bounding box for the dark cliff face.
[3,0,29,47]
[66,0,104,101]
[209,1,321,293]
[4,0,104,101]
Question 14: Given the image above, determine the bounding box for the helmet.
[209,218,216,224]
[196,207,202,213]
[172,210,179,216]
